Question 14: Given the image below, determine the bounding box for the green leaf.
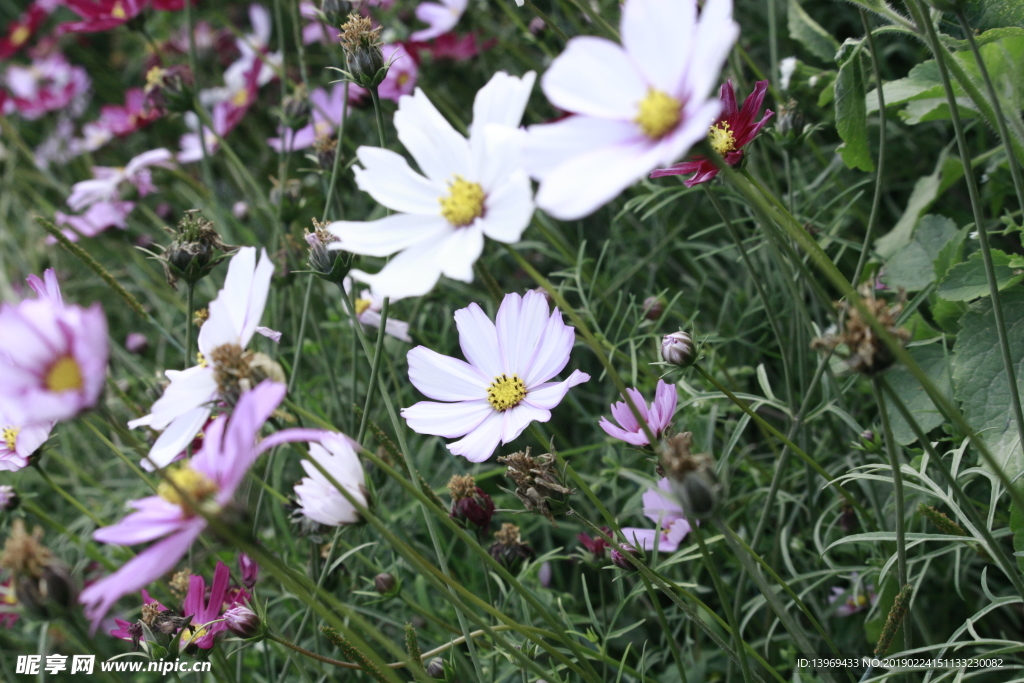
[933,225,970,279]
[882,215,958,291]
[952,289,1024,481]
[931,297,968,334]
[787,0,840,63]
[937,249,1024,301]
[835,48,875,172]
[885,344,953,446]
[965,0,1024,30]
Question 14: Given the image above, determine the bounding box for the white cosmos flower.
[294,433,368,526]
[401,290,590,463]
[326,70,537,301]
[128,247,279,469]
[343,277,412,343]
[523,0,738,220]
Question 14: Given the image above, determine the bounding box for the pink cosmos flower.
[829,577,877,616]
[4,53,91,120]
[343,277,412,343]
[0,285,108,424]
[268,83,347,153]
[410,0,467,42]
[58,0,143,33]
[0,3,50,60]
[651,80,774,185]
[91,88,160,138]
[404,32,491,63]
[67,148,175,211]
[53,200,133,242]
[402,291,590,462]
[180,59,262,163]
[80,380,326,633]
[598,379,676,446]
[181,561,249,649]
[377,44,418,102]
[522,0,738,219]
[620,478,691,553]
[238,553,258,589]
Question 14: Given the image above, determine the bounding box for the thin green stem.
[370,86,387,148]
[356,297,389,443]
[693,525,753,683]
[185,282,195,368]
[32,465,105,527]
[906,0,1024,487]
[287,277,315,395]
[853,10,888,287]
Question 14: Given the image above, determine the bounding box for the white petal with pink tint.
[541,37,645,120]
[407,346,487,401]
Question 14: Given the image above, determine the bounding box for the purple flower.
[828,576,877,617]
[410,0,467,42]
[238,553,258,589]
[620,478,691,553]
[651,80,774,186]
[598,379,676,446]
[182,561,248,649]
[0,285,108,425]
[52,200,134,242]
[401,291,590,462]
[79,381,327,633]
[125,333,148,354]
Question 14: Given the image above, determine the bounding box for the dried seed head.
[160,211,230,289]
[168,568,192,598]
[659,432,720,519]
[447,474,495,531]
[0,520,53,579]
[209,344,286,405]
[140,602,162,627]
[340,13,386,88]
[314,134,338,170]
[304,219,349,284]
[488,523,535,570]
[811,285,910,375]
[498,446,573,526]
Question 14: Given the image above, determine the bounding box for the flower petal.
[477,170,534,244]
[523,308,574,387]
[524,115,638,182]
[682,0,739,104]
[501,402,550,443]
[394,88,470,183]
[446,410,503,462]
[353,146,445,215]
[439,224,484,283]
[621,0,696,95]
[454,302,503,379]
[401,399,492,438]
[328,213,451,259]
[469,70,536,140]
[142,406,212,471]
[522,370,590,410]
[407,346,488,401]
[541,36,645,120]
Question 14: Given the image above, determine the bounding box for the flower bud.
[280,85,311,129]
[610,543,639,570]
[340,14,387,89]
[661,331,694,367]
[642,296,664,320]
[373,572,399,597]
[577,528,611,561]
[0,485,19,512]
[304,221,350,285]
[125,332,148,355]
[447,474,495,532]
[426,657,445,679]
[320,0,352,26]
[238,553,259,589]
[224,605,262,638]
[159,211,230,290]
[488,523,535,571]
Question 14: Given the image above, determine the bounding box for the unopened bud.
[661,331,694,367]
[374,572,398,597]
[448,474,495,531]
[281,85,311,129]
[642,296,664,320]
[224,605,262,638]
[426,657,445,678]
[160,210,230,290]
[320,0,352,26]
[610,543,639,570]
[238,553,259,589]
[0,485,19,512]
[340,14,387,89]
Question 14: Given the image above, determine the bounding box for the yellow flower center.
[111,1,127,19]
[3,426,19,451]
[45,356,83,393]
[145,66,166,90]
[157,466,218,512]
[439,176,485,227]
[2,589,16,605]
[10,25,30,47]
[709,121,736,156]
[486,374,526,412]
[397,73,409,87]
[635,88,681,139]
[196,352,208,368]
[355,298,372,316]
[231,88,249,107]
[181,623,208,645]
[853,594,868,607]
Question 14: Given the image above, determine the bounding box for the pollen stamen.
[709,121,736,156]
[45,356,83,393]
[486,373,527,411]
[439,176,486,227]
[2,427,19,451]
[157,466,218,514]
[635,88,682,139]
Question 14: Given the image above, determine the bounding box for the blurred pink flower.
[651,80,773,185]
[404,32,491,62]
[80,381,327,633]
[125,332,148,354]
[182,561,249,649]
[0,575,19,628]
[410,0,467,41]
[58,0,143,34]
[52,200,133,242]
[620,478,691,553]
[0,2,50,60]
[268,83,348,152]
[0,283,108,424]
[299,1,340,45]
[829,577,877,617]
[67,148,175,211]
[377,44,418,101]
[91,88,160,138]
[4,53,91,120]
[402,290,589,462]
[238,553,258,589]
[598,379,676,446]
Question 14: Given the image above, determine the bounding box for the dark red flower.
[0,3,49,60]
[651,79,774,186]
[58,0,143,34]
[577,527,611,558]
[403,32,495,64]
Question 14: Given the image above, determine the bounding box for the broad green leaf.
[952,289,1024,481]
[835,49,875,172]
[885,344,953,446]
[1011,492,1024,573]
[931,297,968,334]
[937,249,1024,301]
[875,156,963,258]
[788,0,840,63]
[965,0,1024,30]
[933,224,970,279]
[882,215,958,291]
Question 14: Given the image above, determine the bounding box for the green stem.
[906,0,1024,486]
[853,10,888,287]
[287,277,315,395]
[32,465,105,527]
[370,86,387,148]
[954,10,1024,212]
[523,0,568,41]
[322,80,349,222]
[185,282,195,368]
[693,525,753,683]
[356,298,389,443]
